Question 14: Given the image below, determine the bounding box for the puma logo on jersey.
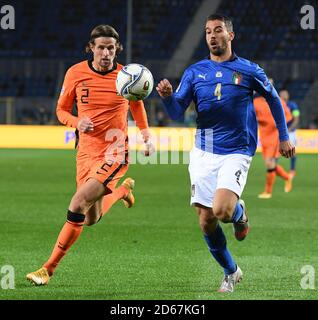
[198,73,207,80]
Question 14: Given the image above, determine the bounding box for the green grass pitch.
[0,149,317,300]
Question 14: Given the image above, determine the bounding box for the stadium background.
[0,0,317,300]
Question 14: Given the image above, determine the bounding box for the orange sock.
[276,165,289,180]
[43,212,85,276]
[265,170,276,194]
[102,185,129,215]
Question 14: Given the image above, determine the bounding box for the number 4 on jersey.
[214,83,222,100]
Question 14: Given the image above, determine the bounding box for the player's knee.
[213,204,234,223]
[69,193,93,214]
[84,216,99,226]
[265,158,276,169]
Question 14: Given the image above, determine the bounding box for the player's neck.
[92,60,113,72]
[210,49,233,63]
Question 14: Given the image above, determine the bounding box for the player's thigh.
[69,178,106,212]
[76,152,91,189]
[216,153,252,200]
[188,147,217,208]
[90,160,129,192]
[262,143,280,162]
[213,188,239,218]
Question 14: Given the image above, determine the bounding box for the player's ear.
[229,31,235,41]
[89,41,95,52]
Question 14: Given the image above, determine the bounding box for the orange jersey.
[56,60,148,159]
[253,96,292,148]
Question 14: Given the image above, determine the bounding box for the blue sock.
[291,156,297,171]
[203,225,237,275]
[231,202,243,223]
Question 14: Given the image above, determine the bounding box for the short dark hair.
[85,24,123,54]
[206,14,233,32]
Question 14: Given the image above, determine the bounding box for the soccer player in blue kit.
[156,14,295,292]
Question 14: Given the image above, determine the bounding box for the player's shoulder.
[188,58,210,70]
[184,58,210,77]
[232,55,261,75]
[68,60,88,71]
[116,62,124,71]
[288,100,299,110]
[65,60,89,78]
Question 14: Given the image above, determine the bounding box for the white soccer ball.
[116,63,154,101]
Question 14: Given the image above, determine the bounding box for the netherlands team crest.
[232,72,242,85]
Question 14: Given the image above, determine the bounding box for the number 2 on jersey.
[214,83,222,101]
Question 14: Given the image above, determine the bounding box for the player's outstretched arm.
[279,140,296,158]
[156,79,189,120]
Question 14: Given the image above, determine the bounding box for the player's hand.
[279,140,295,158]
[77,117,94,133]
[156,79,173,98]
[143,140,155,157]
[140,128,155,156]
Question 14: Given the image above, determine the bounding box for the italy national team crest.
[232,72,242,85]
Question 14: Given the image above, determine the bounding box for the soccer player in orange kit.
[254,85,293,199]
[26,25,154,285]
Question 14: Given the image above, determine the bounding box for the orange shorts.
[76,152,129,191]
[261,142,280,159]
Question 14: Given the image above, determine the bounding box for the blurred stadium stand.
[0,0,317,128]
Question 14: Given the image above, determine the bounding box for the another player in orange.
[254,83,293,199]
[26,25,154,285]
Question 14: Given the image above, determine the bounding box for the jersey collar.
[87,59,117,75]
[207,52,238,63]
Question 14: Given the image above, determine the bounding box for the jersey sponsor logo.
[215,71,223,78]
[232,72,242,85]
[198,73,207,80]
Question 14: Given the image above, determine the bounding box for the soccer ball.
[116,63,154,101]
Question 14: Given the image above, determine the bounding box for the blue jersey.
[162,54,289,156]
[287,100,300,132]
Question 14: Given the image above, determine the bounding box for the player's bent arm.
[266,94,289,142]
[56,68,78,128]
[130,100,149,131]
[252,66,289,142]
[129,100,151,141]
[162,95,188,120]
[56,103,79,128]
[289,113,300,131]
[158,70,193,121]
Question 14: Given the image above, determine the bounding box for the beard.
[210,39,228,56]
